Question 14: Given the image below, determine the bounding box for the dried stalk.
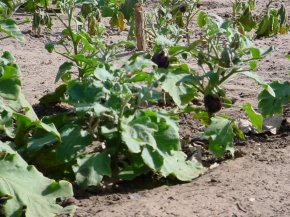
[134,3,146,51]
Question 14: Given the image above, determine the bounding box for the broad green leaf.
[0,77,20,100]
[14,113,34,146]
[94,64,114,81]
[0,110,14,138]
[36,121,60,138]
[0,142,74,217]
[159,151,204,181]
[124,56,154,73]
[242,103,263,132]
[258,81,290,117]
[56,124,93,162]
[197,11,208,27]
[0,19,24,41]
[0,60,21,100]
[73,152,111,188]
[67,80,104,104]
[55,62,73,83]
[14,93,38,120]
[203,116,234,158]
[141,145,163,170]
[161,69,197,107]
[13,113,60,147]
[137,110,203,181]
[27,133,57,153]
[153,112,181,152]
[121,116,157,153]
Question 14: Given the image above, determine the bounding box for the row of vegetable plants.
[0,0,290,216]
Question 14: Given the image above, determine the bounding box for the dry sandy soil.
[1,0,290,216]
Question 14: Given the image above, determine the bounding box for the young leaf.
[55,62,73,83]
[197,11,208,27]
[203,116,234,158]
[258,81,290,117]
[160,69,197,107]
[45,42,55,53]
[242,103,263,133]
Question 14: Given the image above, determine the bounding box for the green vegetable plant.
[77,1,101,36]
[232,0,256,33]
[40,2,290,188]
[256,0,289,38]
[0,0,288,214]
[231,0,289,37]
[160,0,200,45]
[0,7,75,217]
[152,11,279,157]
[36,0,204,187]
[146,0,200,49]
[95,0,143,33]
[43,0,134,84]
[23,0,53,36]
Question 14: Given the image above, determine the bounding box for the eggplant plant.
[22,0,53,36]
[39,2,290,188]
[146,0,200,49]
[0,6,74,216]
[231,0,289,37]
[256,0,289,38]
[37,0,204,187]
[150,11,287,157]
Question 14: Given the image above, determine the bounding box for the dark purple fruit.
[0,195,9,204]
[179,4,187,13]
[152,51,170,68]
[204,94,223,114]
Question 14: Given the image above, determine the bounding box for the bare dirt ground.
[1,0,290,216]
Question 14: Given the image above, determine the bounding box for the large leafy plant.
[39,1,290,188]
[0,6,74,217]
[37,56,204,186]
[150,12,280,157]
[36,0,204,187]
